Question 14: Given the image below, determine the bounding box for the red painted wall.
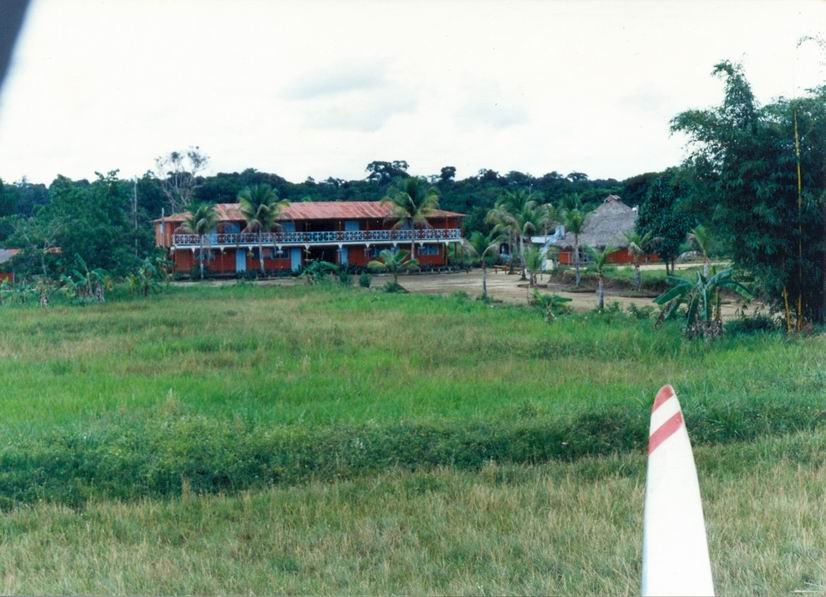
[558,249,660,265]
[0,271,13,284]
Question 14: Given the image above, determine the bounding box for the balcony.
[171,228,462,248]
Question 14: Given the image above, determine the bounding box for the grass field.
[0,282,823,594]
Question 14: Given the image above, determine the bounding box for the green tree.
[381,178,440,259]
[624,230,656,290]
[237,183,289,275]
[563,209,586,286]
[180,203,218,280]
[688,224,713,276]
[465,229,504,300]
[671,60,826,323]
[17,172,142,277]
[368,249,418,286]
[585,246,618,310]
[523,245,544,289]
[488,189,550,280]
[366,160,410,184]
[636,168,694,275]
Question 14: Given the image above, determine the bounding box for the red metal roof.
[156,201,464,223]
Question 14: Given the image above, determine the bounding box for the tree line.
[1,58,825,327]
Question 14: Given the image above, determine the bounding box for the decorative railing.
[172,228,462,247]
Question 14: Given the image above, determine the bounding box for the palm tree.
[368,249,419,286]
[488,189,551,280]
[381,178,440,260]
[465,229,505,300]
[503,189,542,280]
[238,184,289,275]
[688,224,712,276]
[180,202,218,280]
[523,245,544,289]
[485,201,517,274]
[586,246,618,310]
[654,267,753,338]
[535,202,557,237]
[563,209,586,286]
[624,230,655,290]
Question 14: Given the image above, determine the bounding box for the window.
[272,247,286,259]
[417,244,440,256]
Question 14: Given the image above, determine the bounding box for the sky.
[0,0,824,185]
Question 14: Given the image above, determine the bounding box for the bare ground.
[184,264,748,318]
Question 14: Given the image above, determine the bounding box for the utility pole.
[794,109,804,331]
[133,178,139,258]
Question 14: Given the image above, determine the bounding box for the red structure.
[154,201,464,276]
[0,249,20,283]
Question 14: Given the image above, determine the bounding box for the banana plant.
[62,254,111,303]
[130,256,161,296]
[301,259,340,285]
[654,268,753,337]
[531,289,572,322]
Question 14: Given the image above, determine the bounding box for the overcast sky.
[0,0,824,185]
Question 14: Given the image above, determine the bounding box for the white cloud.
[0,0,823,184]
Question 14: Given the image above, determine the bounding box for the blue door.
[235,249,246,273]
[290,248,302,272]
[340,247,348,266]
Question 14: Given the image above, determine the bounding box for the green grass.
[0,430,823,595]
[553,263,704,292]
[0,282,824,593]
[0,283,824,505]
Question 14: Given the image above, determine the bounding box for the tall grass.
[0,284,823,505]
[0,430,822,595]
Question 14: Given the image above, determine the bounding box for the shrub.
[726,313,779,336]
[338,270,353,287]
[626,303,657,320]
[383,281,407,293]
[359,272,371,288]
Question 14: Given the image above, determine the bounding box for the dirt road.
[380,269,747,318]
[180,265,747,317]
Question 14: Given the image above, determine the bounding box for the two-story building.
[154,201,464,275]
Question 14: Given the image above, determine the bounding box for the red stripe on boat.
[648,411,683,454]
[652,385,675,412]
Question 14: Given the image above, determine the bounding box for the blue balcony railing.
[172,228,462,248]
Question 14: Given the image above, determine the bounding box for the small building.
[0,248,20,283]
[154,201,465,275]
[553,195,658,265]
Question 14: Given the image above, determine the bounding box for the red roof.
[156,201,464,223]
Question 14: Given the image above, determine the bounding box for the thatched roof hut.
[554,195,637,249]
